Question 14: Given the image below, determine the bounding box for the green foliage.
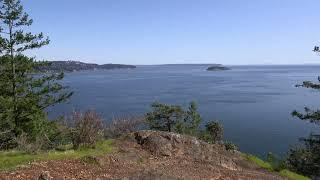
[266,152,287,172]
[0,140,114,170]
[146,101,225,145]
[289,74,320,177]
[145,101,204,135]
[200,121,223,143]
[146,102,184,132]
[224,141,238,151]
[177,101,202,135]
[0,0,72,149]
[286,134,320,177]
[243,153,310,180]
[244,154,273,171]
[279,170,310,180]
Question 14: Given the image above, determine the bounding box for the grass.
[244,154,273,171]
[243,153,310,180]
[0,140,114,171]
[279,170,310,180]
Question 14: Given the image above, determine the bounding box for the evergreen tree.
[186,101,202,134]
[0,0,72,149]
[176,101,202,135]
[146,102,184,132]
[286,46,320,177]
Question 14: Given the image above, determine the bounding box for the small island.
[206,65,231,71]
[37,61,136,73]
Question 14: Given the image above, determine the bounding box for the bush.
[12,119,72,153]
[0,130,15,150]
[286,134,320,177]
[69,110,104,149]
[266,152,287,171]
[104,116,146,138]
[47,119,73,149]
[201,121,223,143]
[15,133,40,153]
[224,141,238,152]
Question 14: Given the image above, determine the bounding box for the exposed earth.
[0,131,285,180]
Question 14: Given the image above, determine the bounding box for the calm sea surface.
[49,65,320,158]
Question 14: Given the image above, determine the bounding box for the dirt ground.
[0,132,286,180]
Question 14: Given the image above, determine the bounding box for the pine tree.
[146,102,184,132]
[0,0,72,149]
[176,101,202,135]
[185,101,202,135]
[286,46,320,177]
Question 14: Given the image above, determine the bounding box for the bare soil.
[0,131,286,180]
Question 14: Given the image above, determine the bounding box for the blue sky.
[23,0,319,65]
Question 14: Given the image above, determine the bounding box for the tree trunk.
[167,119,172,132]
[9,21,17,130]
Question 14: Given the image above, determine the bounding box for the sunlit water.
[49,64,320,158]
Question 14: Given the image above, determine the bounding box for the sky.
[22,0,320,65]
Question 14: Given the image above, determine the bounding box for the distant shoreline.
[37,61,136,73]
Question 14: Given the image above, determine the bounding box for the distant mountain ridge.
[38,61,136,72]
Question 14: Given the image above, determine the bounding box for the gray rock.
[134,130,239,170]
[37,171,52,180]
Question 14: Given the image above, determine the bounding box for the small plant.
[80,155,100,165]
[69,110,104,149]
[224,141,238,152]
[201,121,223,143]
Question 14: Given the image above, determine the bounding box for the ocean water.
[49,64,320,157]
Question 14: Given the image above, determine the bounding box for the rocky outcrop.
[133,130,239,171]
[0,130,285,180]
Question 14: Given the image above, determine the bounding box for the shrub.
[69,110,104,149]
[286,135,320,178]
[104,116,146,138]
[50,120,73,148]
[13,119,72,153]
[224,141,238,152]
[0,129,15,150]
[202,121,223,143]
[266,152,287,171]
[15,132,36,153]
[15,132,50,154]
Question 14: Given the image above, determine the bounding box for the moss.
[0,140,114,170]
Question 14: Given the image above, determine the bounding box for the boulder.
[134,130,239,170]
[38,171,52,180]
